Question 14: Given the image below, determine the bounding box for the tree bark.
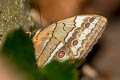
[0,0,34,45]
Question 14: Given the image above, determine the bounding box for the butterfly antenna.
[37,0,43,28]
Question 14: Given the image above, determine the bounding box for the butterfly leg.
[26,32,32,37]
[26,24,42,38]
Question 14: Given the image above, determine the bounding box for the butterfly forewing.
[32,15,107,67]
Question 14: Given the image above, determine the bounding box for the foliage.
[0,28,84,80]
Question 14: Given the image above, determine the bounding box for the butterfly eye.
[58,51,65,58]
[89,17,95,23]
[85,23,90,28]
[72,40,78,46]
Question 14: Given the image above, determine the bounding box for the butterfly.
[32,14,107,67]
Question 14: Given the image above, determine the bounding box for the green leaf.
[41,60,79,80]
[1,28,43,80]
[2,28,35,66]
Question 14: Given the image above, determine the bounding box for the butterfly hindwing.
[32,15,107,67]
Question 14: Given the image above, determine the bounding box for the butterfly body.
[32,15,107,67]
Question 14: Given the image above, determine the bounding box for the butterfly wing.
[32,15,107,67]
